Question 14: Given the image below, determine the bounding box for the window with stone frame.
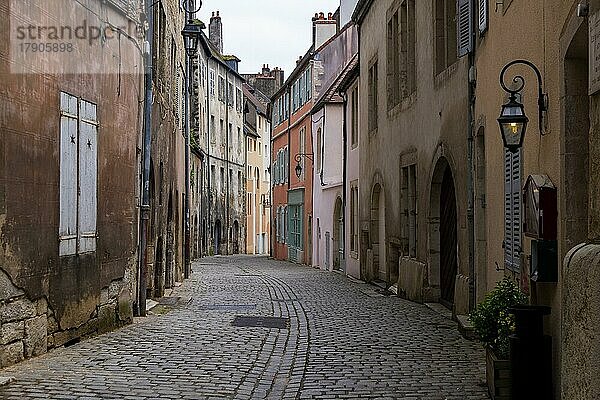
[368,58,378,132]
[400,0,417,97]
[350,182,359,256]
[209,69,216,96]
[351,86,359,147]
[387,9,400,109]
[434,0,458,75]
[218,75,225,102]
[400,164,417,258]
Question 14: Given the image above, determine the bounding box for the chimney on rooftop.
[262,64,270,76]
[312,10,338,50]
[209,11,223,53]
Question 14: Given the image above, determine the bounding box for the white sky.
[197,0,341,78]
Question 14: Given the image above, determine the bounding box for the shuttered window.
[457,0,473,57]
[504,149,522,271]
[478,0,488,35]
[59,92,98,256]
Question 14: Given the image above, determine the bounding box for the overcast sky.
[197,0,341,78]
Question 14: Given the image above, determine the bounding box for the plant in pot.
[469,277,527,400]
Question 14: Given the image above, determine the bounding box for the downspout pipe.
[137,0,154,317]
[341,91,348,274]
[183,33,191,279]
[467,13,477,311]
[225,69,231,254]
[206,54,212,256]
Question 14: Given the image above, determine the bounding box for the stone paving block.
[0,256,489,399]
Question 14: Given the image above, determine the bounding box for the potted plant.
[469,277,527,400]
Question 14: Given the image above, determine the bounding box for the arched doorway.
[429,157,458,309]
[370,183,386,281]
[232,220,240,254]
[333,197,344,271]
[214,220,222,255]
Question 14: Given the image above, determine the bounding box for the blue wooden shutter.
[457,0,473,57]
[504,149,522,270]
[59,92,78,256]
[511,150,522,270]
[78,100,98,253]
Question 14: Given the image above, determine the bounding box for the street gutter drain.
[200,304,257,311]
[232,316,290,329]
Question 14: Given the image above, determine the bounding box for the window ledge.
[434,62,459,89]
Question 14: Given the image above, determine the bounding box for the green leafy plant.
[469,277,527,359]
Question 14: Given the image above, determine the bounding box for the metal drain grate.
[232,316,290,329]
[199,304,257,311]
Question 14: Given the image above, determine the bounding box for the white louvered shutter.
[59,93,78,256]
[457,0,473,57]
[78,100,98,253]
[479,0,488,35]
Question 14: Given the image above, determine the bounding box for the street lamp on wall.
[294,153,314,179]
[181,21,202,56]
[180,0,202,279]
[498,59,548,152]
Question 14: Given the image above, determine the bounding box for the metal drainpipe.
[137,0,154,317]
[225,70,230,254]
[467,24,477,311]
[341,91,348,273]
[205,54,212,256]
[183,35,191,279]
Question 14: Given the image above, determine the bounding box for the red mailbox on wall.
[523,175,557,240]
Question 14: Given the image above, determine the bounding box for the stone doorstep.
[456,314,477,341]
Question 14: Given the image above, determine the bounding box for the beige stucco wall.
[474,1,600,397]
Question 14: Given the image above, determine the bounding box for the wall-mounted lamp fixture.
[498,59,548,152]
[294,153,313,179]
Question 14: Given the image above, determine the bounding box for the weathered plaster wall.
[0,0,140,367]
[357,0,470,309]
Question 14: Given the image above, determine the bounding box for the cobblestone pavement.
[0,256,489,399]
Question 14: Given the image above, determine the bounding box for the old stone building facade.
[0,0,146,367]
[144,0,187,301]
[311,21,358,274]
[191,12,246,257]
[244,85,271,255]
[353,0,473,314]
[242,65,284,99]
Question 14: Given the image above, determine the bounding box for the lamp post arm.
[294,153,314,163]
[181,0,202,15]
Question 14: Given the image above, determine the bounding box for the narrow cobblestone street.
[0,256,489,399]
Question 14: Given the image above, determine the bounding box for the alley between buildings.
[0,256,488,400]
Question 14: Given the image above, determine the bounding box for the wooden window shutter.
[504,149,522,270]
[457,0,473,57]
[78,100,98,253]
[59,92,79,256]
[478,0,488,35]
[511,150,522,270]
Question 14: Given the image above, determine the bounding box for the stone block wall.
[0,269,133,368]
